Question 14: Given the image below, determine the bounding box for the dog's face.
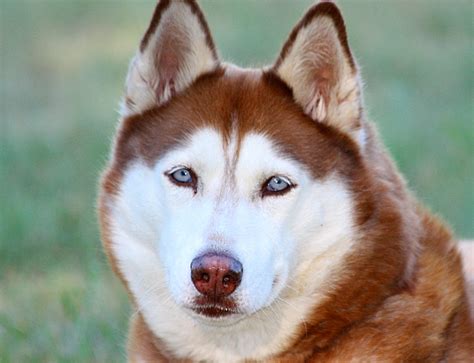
[151,126,306,317]
[101,0,369,335]
[110,75,359,322]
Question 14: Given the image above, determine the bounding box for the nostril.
[222,275,231,286]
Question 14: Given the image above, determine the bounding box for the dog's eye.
[166,167,197,191]
[262,176,294,197]
[171,168,193,183]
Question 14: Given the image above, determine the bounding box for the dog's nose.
[190,253,243,298]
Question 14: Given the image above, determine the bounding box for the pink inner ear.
[153,30,183,104]
[305,88,327,123]
[305,69,333,122]
[155,50,178,103]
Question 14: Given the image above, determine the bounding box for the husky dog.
[99,1,473,361]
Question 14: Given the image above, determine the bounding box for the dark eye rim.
[165,167,198,193]
[261,175,296,198]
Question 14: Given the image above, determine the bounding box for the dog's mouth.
[190,296,240,319]
[192,304,237,318]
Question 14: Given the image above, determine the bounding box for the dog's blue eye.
[263,176,293,196]
[170,168,193,183]
[267,176,289,191]
[166,167,198,193]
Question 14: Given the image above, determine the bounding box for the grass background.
[1,0,472,361]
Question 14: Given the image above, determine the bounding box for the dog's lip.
[184,305,247,327]
[189,295,241,319]
[183,300,244,321]
[193,305,237,318]
[191,304,240,318]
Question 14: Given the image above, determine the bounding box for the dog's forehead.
[113,66,359,182]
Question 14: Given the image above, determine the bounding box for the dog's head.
[100,0,389,333]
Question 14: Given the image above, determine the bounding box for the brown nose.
[191,253,243,298]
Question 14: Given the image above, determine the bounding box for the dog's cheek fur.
[232,133,357,314]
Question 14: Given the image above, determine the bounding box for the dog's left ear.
[273,1,364,137]
[122,0,219,116]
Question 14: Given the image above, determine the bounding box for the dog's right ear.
[122,0,219,116]
[272,1,364,140]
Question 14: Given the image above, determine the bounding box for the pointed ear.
[122,0,219,116]
[272,2,364,137]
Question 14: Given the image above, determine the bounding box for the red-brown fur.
[99,1,474,361]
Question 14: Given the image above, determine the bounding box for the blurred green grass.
[0,0,472,361]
